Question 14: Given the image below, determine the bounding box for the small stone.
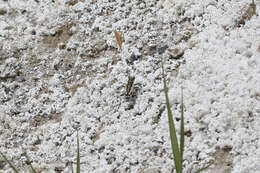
[169,48,184,59]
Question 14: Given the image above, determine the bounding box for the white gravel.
[0,0,259,172]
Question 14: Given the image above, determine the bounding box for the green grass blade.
[0,151,19,173]
[161,60,182,173]
[252,0,256,15]
[180,88,184,165]
[194,161,214,173]
[76,131,80,173]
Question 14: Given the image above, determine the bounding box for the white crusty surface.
[0,0,259,172]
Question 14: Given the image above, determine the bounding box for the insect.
[125,75,135,98]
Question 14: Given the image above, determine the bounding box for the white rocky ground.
[0,0,259,172]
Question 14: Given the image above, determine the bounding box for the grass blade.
[114,30,123,51]
[161,60,182,173]
[194,161,214,173]
[180,88,184,165]
[76,131,80,173]
[0,150,19,173]
[252,0,256,15]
